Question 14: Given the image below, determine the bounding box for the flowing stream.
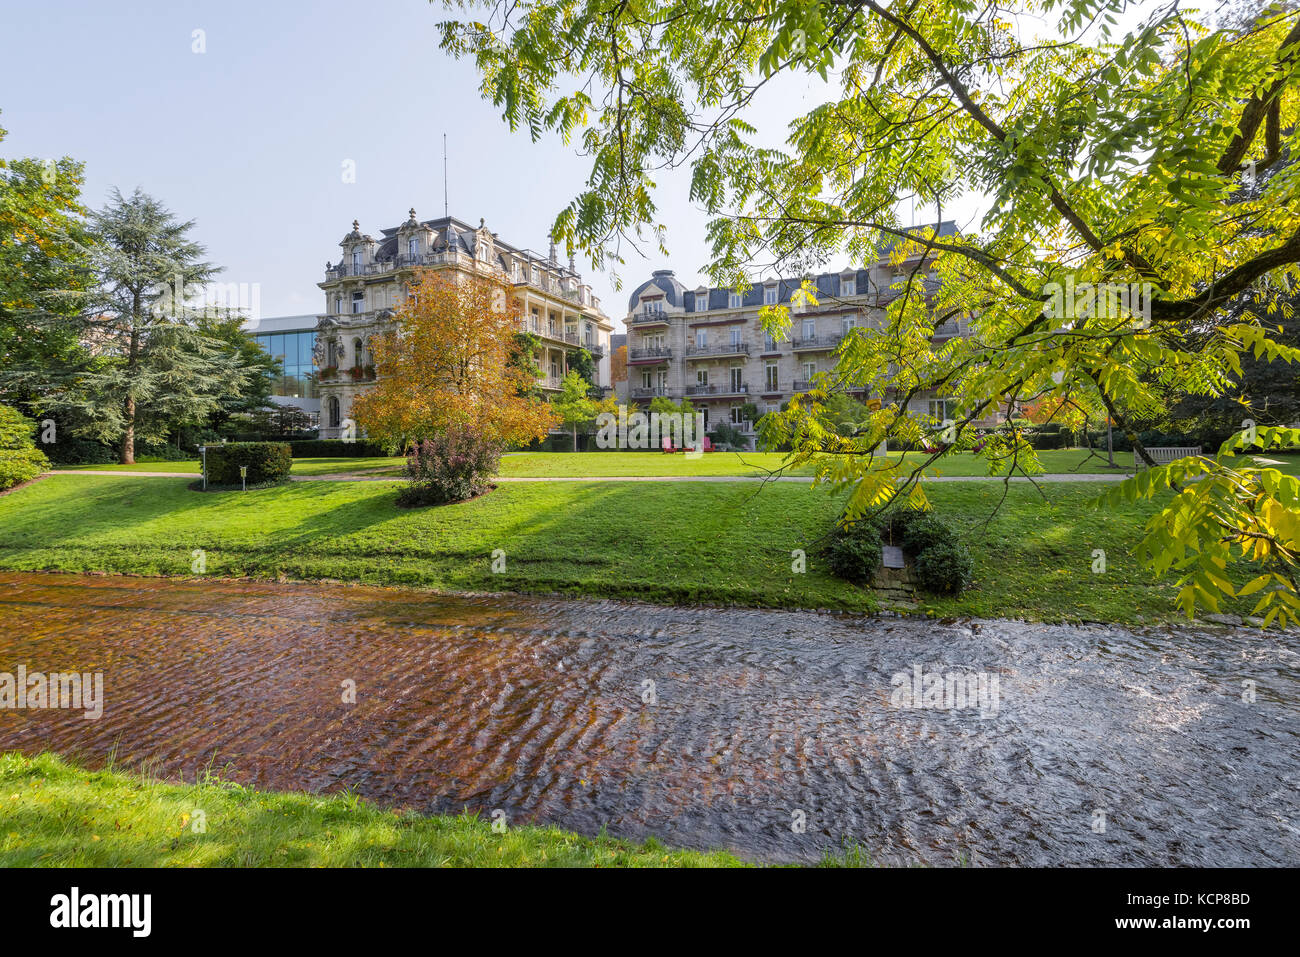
[0,571,1296,865]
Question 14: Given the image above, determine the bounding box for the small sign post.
[240,465,248,492]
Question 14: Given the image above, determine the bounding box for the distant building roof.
[627,221,958,313]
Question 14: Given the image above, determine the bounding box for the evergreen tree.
[25,188,249,463]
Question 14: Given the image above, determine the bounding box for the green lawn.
[0,470,1265,623]
[0,751,744,867]
[498,448,1138,477]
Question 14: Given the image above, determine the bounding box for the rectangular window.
[696,368,708,386]
[764,334,778,352]
[728,291,742,309]
[408,238,418,258]
[928,398,952,421]
[642,370,653,389]
[730,365,744,392]
[801,318,815,339]
[764,286,777,305]
[765,362,779,391]
[730,405,744,425]
[351,291,364,314]
[842,277,856,297]
[696,292,708,311]
[842,315,856,335]
[696,330,707,349]
[657,370,668,391]
[729,327,742,347]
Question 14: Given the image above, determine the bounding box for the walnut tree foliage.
[437,0,1300,625]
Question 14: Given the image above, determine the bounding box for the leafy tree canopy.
[439,0,1300,625]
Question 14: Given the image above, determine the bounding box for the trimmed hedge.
[203,442,292,487]
[287,439,391,458]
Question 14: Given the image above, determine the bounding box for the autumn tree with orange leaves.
[351,269,557,450]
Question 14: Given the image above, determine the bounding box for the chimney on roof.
[548,239,557,262]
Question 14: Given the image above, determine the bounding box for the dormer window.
[728,291,742,309]
[695,292,708,311]
[351,249,362,270]
[764,286,778,305]
[842,277,856,297]
[407,238,418,258]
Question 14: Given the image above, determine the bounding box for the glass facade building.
[252,330,318,399]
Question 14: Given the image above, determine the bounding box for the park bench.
[1136,446,1201,470]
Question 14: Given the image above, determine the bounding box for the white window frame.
[764,286,778,305]
[842,277,856,297]
[728,291,742,309]
[765,361,779,391]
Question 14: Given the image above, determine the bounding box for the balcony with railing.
[686,382,749,397]
[630,386,669,399]
[326,252,457,281]
[629,346,672,363]
[629,310,671,326]
[791,334,843,352]
[686,342,749,359]
[792,379,818,392]
[541,375,564,390]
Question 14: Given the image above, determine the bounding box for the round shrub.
[875,506,926,543]
[914,540,974,594]
[397,428,502,507]
[825,522,883,585]
[203,441,292,487]
[901,514,955,554]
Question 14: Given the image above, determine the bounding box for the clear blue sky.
[1,0,983,320]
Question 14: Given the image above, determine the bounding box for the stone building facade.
[315,210,614,439]
[622,221,1002,446]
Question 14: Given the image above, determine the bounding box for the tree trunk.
[572,424,578,452]
[121,396,135,465]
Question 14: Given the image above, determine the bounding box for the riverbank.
[0,752,746,867]
[0,472,1268,623]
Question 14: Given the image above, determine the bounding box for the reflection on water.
[0,572,1296,865]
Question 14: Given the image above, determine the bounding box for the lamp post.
[199,446,207,490]
[240,465,248,492]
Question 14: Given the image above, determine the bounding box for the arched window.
[327,396,340,429]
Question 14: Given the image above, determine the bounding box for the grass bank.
[0,471,1265,623]
[0,752,744,867]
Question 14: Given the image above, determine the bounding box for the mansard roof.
[632,220,959,313]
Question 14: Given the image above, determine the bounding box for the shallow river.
[0,571,1296,865]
